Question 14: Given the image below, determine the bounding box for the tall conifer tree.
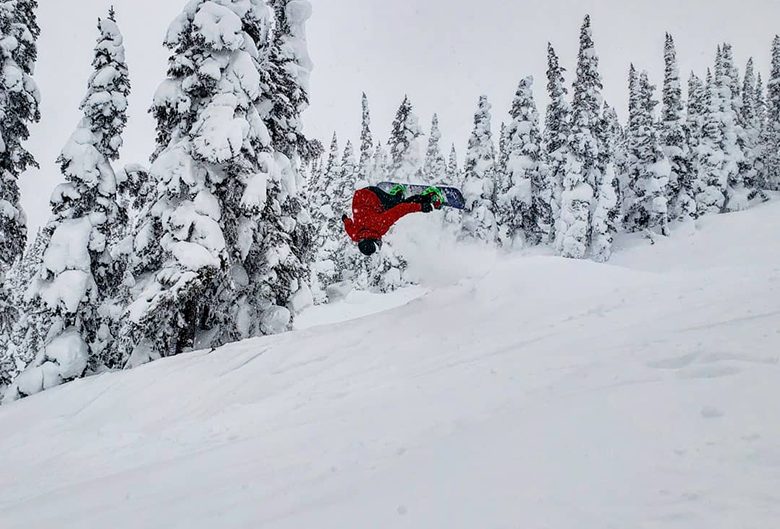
[358,92,373,184]
[5,8,130,400]
[660,34,696,220]
[557,16,602,258]
[544,43,569,246]
[423,113,447,183]
[0,0,41,276]
[461,95,498,243]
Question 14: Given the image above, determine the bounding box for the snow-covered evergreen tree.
[755,73,767,130]
[442,143,462,228]
[324,132,340,188]
[0,0,41,277]
[494,121,511,245]
[697,66,727,214]
[0,227,47,389]
[687,71,706,211]
[557,16,602,258]
[310,132,341,302]
[264,0,313,160]
[256,0,315,326]
[720,43,748,211]
[387,96,423,181]
[763,36,780,190]
[4,8,130,400]
[493,121,511,243]
[497,122,509,180]
[339,140,357,192]
[543,43,570,246]
[422,113,446,183]
[116,0,306,367]
[742,58,757,130]
[371,140,388,184]
[501,76,546,247]
[752,72,769,195]
[310,132,339,232]
[591,102,620,262]
[740,58,767,200]
[358,92,373,185]
[695,45,744,214]
[447,143,460,185]
[660,34,696,221]
[460,95,497,243]
[625,69,670,235]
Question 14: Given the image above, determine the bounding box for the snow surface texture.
[1,201,779,528]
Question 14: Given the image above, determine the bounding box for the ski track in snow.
[1,202,780,528]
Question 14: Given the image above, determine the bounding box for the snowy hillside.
[1,201,779,528]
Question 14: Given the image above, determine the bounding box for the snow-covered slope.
[1,202,779,529]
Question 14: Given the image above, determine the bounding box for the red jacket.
[343,188,422,242]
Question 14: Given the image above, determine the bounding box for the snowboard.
[376,181,466,210]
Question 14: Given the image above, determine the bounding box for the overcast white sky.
[20,0,780,231]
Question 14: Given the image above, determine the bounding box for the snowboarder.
[342,185,442,256]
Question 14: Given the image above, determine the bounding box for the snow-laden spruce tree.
[624,69,670,235]
[323,132,339,186]
[422,113,446,183]
[0,227,48,389]
[740,59,768,201]
[388,96,424,181]
[660,34,696,221]
[501,76,546,247]
[0,0,40,277]
[752,71,770,195]
[686,72,706,208]
[447,143,460,185]
[637,68,672,235]
[543,43,570,246]
[315,132,343,256]
[311,132,338,227]
[493,121,511,245]
[719,43,748,211]
[528,99,554,244]
[591,102,620,262]
[762,36,780,190]
[496,122,509,182]
[252,0,315,324]
[264,0,312,160]
[460,95,498,243]
[441,143,462,229]
[557,16,602,259]
[310,132,340,302]
[3,9,130,401]
[697,67,727,214]
[371,140,388,184]
[340,140,357,189]
[610,101,630,199]
[493,121,512,243]
[116,0,303,366]
[358,92,373,185]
